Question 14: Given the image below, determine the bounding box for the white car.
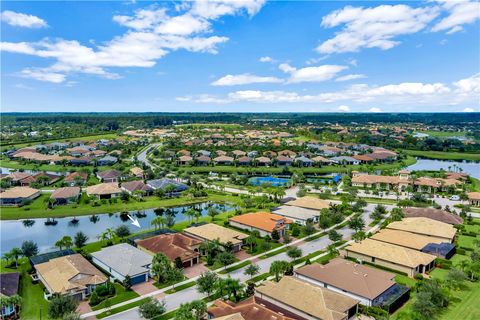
[450,195,460,201]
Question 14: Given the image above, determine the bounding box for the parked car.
[450,195,460,201]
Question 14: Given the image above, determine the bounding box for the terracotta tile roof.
[5,172,31,182]
[0,186,40,199]
[256,276,358,320]
[467,192,480,201]
[229,212,291,233]
[255,156,271,163]
[97,169,122,180]
[285,196,330,210]
[130,167,144,176]
[237,156,252,163]
[296,258,396,300]
[276,155,293,162]
[208,296,304,320]
[196,155,211,162]
[311,156,332,163]
[346,238,436,268]
[121,180,153,193]
[353,155,375,162]
[136,233,201,262]
[64,171,88,182]
[178,155,193,162]
[214,156,234,162]
[184,223,248,245]
[402,207,463,225]
[35,254,107,294]
[50,187,81,199]
[86,183,121,196]
[371,229,445,250]
[386,217,457,240]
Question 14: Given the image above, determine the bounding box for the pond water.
[406,159,480,179]
[0,202,234,254]
[249,176,291,187]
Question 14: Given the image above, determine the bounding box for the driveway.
[183,263,209,278]
[131,279,158,295]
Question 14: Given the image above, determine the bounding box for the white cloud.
[439,39,448,45]
[368,107,382,112]
[279,63,348,83]
[259,56,275,63]
[317,4,439,53]
[337,105,350,112]
[211,73,283,86]
[335,74,366,82]
[1,10,47,28]
[463,107,475,112]
[432,1,480,34]
[1,1,266,83]
[453,73,480,95]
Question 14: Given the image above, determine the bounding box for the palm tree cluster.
[196,271,245,302]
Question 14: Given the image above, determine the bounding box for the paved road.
[136,143,161,169]
[100,205,383,320]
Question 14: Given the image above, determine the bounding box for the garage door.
[130,274,146,285]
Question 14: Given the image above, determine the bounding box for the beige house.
[345,239,436,277]
[255,276,359,320]
[285,196,330,211]
[467,192,480,206]
[386,217,456,243]
[86,183,122,199]
[0,186,40,206]
[183,223,248,252]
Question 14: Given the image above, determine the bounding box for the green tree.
[176,300,207,320]
[245,234,257,252]
[166,267,184,290]
[138,297,166,319]
[21,240,38,257]
[348,215,365,232]
[286,247,302,261]
[55,236,73,250]
[196,271,218,297]
[370,204,387,221]
[244,264,260,279]
[151,253,172,284]
[269,260,290,282]
[115,225,131,237]
[74,232,89,248]
[216,251,235,270]
[47,295,78,319]
[223,277,244,302]
[151,216,167,230]
[390,207,404,221]
[271,229,280,242]
[303,223,316,235]
[207,207,219,221]
[445,268,467,290]
[352,231,366,242]
[328,230,343,243]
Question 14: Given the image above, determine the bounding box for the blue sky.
[1,0,479,113]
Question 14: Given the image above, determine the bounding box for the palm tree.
[223,277,244,302]
[151,216,167,230]
[184,208,197,224]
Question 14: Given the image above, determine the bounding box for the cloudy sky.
[1,0,479,113]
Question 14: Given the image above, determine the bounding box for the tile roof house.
[276,155,294,166]
[231,150,246,157]
[0,272,20,318]
[386,217,457,243]
[64,171,88,186]
[0,187,41,206]
[331,156,360,165]
[255,156,272,166]
[285,196,330,211]
[255,276,359,320]
[195,155,211,165]
[236,156,252,165]
[295,156,314,167]
[35,253,107,300]
[97,155,118,166]
[467,192,480,206]
[129,167,144,179]
[91,243,153,285]
[312,156,333,164]
[50,186,81,205]
[96,169,122,183]
[183,223,248,252]
[402,207,463,225]
[208,296,305,320]
[86,183,122,199]
[177,155,193,165]
[229,212,292,238]
[213,155,234,165]
[146,178,188,193]
[273,205,320,226]
[121,180,154,196]
[295,258,409,309]
[135,233,202,268]
[345,239,436,277]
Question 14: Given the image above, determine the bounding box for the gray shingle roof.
[91,243,152,277]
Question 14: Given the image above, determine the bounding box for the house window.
[372,257,375,263]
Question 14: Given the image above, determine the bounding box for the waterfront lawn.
[402,149,480,161]
[457,235,478,250]
[91,283,139,311]
[1,192,242,220]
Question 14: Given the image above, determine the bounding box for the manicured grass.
[164,280,197,293]
[450,254,470,266]
[153,276,187,289]
[457,235,478,250]
[218,260,251,274]
[402,149,480,161]
[96,297,148,319]
[259,247,288,259]
[0,193,240,220]
[429,268,449,280]
[395,275,417,288]
[439,280,480,320]
[464,224,480,234]
[91,283,139,311]
[249,272,270,283]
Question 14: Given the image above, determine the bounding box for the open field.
[0,133,121,150]
[402,149,480,161]
[0,192,242,220]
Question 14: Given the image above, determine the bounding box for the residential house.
[177,155,193,165]
[208,296,305,320]
[371,229,456,259]
[0,272,20,318]
[278,150,297,158]
[353,155,375,163]
[70,156,92,166]
[86,183,122,199]
[89,150,107,158]
[146,178,188,194]
[130,167,144,179]
[255,276,359,320]
[50,187,81,205]
[311,156,332,165]
[0,187,40,206]
[229,212,292,238]
[195,155,211,166]
[183,223,248,252]
[255,156,271,166]
[213,156,234,165]
[97,155,118,166]
[96,169,122,183]
[67,146,92,157]
[345,238,436,277]
[35,253,107,300]
[236,156,252,166]
[466,192,480,206]
[177,149,191,157]
[331,156,360,165]
[231,150,246,158]
[295,156,313,167]
[121,180,154,196]
[64,171,88,186]
[386,217,457,243]
[91,243,153,285]
[295,258,410,310]
[285,196,330,211]
[135,233,202,268]
[273,205,320,226]
[402,207,463,225]
[276,155,293,166]
[197,150,211,157]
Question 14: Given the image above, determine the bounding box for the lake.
[406,159,480,179]
[0,202,234,254]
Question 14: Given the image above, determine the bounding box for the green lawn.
[439,281,480,320]
[429,268,449,280]
[1,193,241,220]
[394,275,417,288]
[402,149,480,161]
[464,224,480,234]
[0,133,120,150]
[457,235,478,249]
[91,283,139,311]
[96,297,148,319]
[450,254,470,266]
